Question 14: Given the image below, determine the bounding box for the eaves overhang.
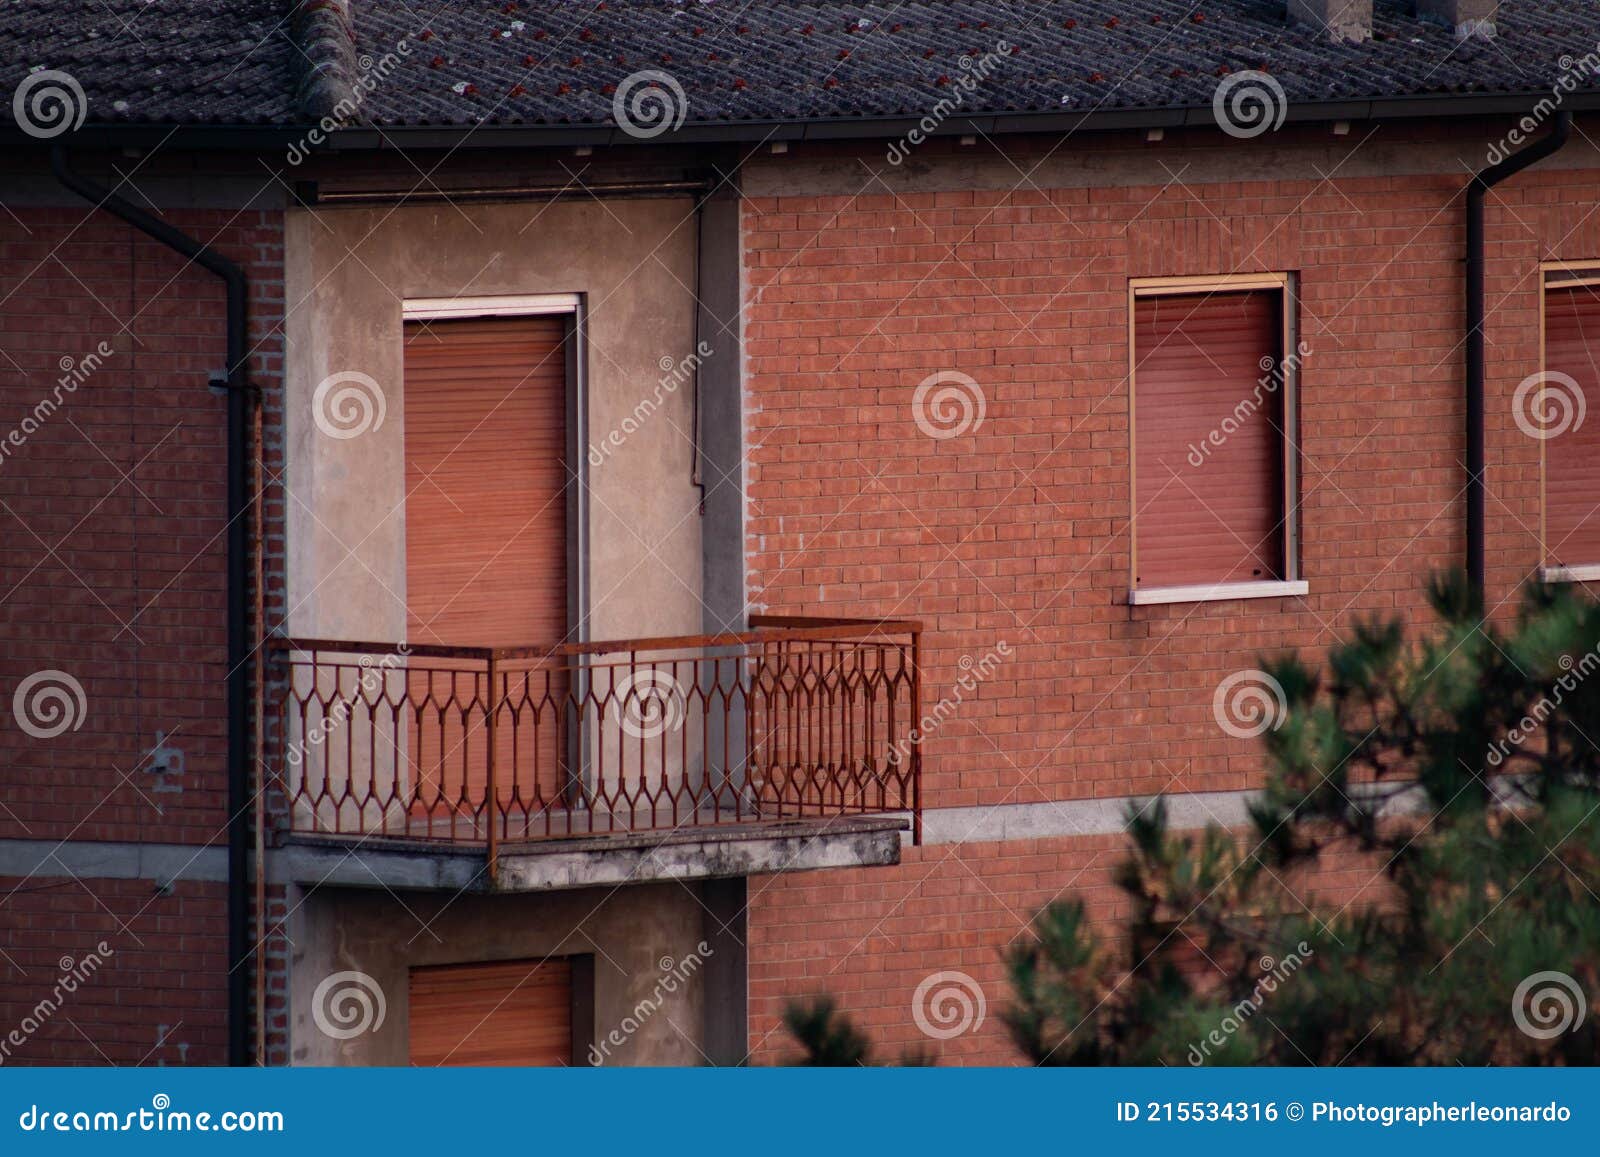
[5,89,1599,155]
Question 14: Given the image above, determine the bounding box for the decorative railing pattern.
[266,617,921,862]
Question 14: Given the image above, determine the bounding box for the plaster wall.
[289,882,712,1065]
[282,197,703,646]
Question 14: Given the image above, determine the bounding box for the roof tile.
[2,1,1598,132]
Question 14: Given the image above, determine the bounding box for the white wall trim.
[1540,564,1600,584]
[908,776,1511,847]
[1130,579,1309,606]
[916,791,1257,845]
[402,292,581,320]
[0,839,228,883]
[0,778,1513,885]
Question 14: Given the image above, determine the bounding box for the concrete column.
[700,876,749,1065]
[695,164,750,807]
[696,168,746,636]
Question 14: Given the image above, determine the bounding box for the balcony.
[265,616,921,889]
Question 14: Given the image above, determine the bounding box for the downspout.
[690,197,707,511]
[51,145,256,1068]
[1465,111,1571,595]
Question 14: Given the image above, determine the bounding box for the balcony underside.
[275,814,909,893]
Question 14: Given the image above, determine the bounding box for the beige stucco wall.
[289,883,711,1065]
[282,197,703,645]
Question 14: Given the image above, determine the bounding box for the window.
[1541,265,1600,582]
[408,956,595,1066]
[1129,275,1304,605]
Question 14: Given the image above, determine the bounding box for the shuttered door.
[403,315,568,645]
[408,958,573,1066]
[1544,286,1600,566]
[1135,290,1284,588]
[403,316,569,813]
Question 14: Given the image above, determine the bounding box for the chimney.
[1416,0,1499,38]
[1288,0,1373,43]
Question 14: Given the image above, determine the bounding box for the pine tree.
[790,574,1600,1065]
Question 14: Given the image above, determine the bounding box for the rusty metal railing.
[265,617,922,866]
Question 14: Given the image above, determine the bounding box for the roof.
[349,0,1600,130]
[2,1,297,127]
[4,1,1600,139]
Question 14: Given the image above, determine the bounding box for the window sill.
[1128,580,1309,607]
[1540,565,1600,584]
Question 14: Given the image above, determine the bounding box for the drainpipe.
[1465,111,1570,596]
[51,145,255,1067]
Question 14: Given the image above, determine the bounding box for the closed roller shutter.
[1135,290,1284,589]
[1544,286,1600,567]
[409,958,574,1066]
[403,315,569,812]
[403,315,568,647]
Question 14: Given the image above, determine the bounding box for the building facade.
[2,0,1599,1066]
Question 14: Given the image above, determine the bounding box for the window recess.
[1128,274,1302,606]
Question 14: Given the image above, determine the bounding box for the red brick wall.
[258,884,292,1066]
[0,204,282,842]
[748,834,1127,1065]
[0,878,228,1065]
[0,200,283,1064]
[747,830,1394,1065]
[740,138,1600,1061]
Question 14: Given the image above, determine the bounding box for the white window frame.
[1537,262,1600,584]
[1127,273,1305,607]
[400,290,594,795]
[398,291,589,635]
[402,293,581,321]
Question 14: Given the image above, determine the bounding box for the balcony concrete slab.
[274,815,907,893]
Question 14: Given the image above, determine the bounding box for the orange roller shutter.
[402,315,568,648]
[403,315,570,813]
[1135,290,1284,589]
[1544,286,1600,567]
[408,958,574,1066]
